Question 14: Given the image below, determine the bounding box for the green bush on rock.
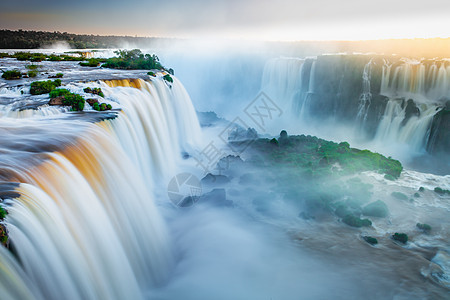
[84,87,104,97]
[392,233,408,243]
[30,79,61,95]
[163,74,173,83]
[0,206,7,220]
[103,49,165,70]
[49,88,85,111]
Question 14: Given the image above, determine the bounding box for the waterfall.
[259,55,447,155]
[356,59,373,125]
[0,77,202,300]
[382,59,450,102]
[261,57,305,111]
[374,100,440,151]
[260,57,318,119]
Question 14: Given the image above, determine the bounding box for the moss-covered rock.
[84,87,104,97]
[434,187,450,195]
[362,200,389,217]
[363,236,378,245]
[1,70,22,80]
[342,215,372,227]
[49,88,84,111]
[391,192,408,200]
[384,174,396,181]
[416,223,432,232]
[30,79,61,95]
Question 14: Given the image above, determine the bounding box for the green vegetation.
[0,52,9,58]
[1,70,22,80]
[418,187,425,192]
[392,233,408,244]
[48,54,62,61]
[79,58,100,67]
[391,192,408,201]
[12,52,47,62]
[416,223,431,232]
[342,215,372,227]
[247,133,403,179]
[84,87,104,97]
[384,174,396,181]
[363,236,378,245]
[434,187,450,195]
[49,73,64,78]
[163,74,173,83]
[0,206,7,220]
[102,49,164,70]
[26,64,39,70]
[147,71,156,77]
[50,88,85,111]
[27,70,38,78]
[91,102,112,111]
[30,79,61,95]
[269,138,279,146]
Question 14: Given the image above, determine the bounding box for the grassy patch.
[30,79,61,95]
[1,70,22,80]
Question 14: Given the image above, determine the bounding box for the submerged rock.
[201,173,230,185]
[417,223,432,232]
[362,200,389,218]
[391,192,408,200]
[298,211,315,220]
[198,188,232,207]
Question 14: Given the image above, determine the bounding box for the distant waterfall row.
[261,56,449,155]
[0,78,202,300]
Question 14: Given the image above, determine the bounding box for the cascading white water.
[260,55,446,155]
[356,59,373,124]
[260,57,317,119]
[381,59,450,102]
[261,57,305,110]
[0,77,202,300]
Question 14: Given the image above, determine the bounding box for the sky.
[1,0,450,41]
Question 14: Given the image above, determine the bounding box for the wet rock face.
[402,99,420,126]
[427,107,450,156]
[86,98,99,106]
[48,96,64,106]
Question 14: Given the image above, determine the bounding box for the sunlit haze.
[1,0,450,40]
